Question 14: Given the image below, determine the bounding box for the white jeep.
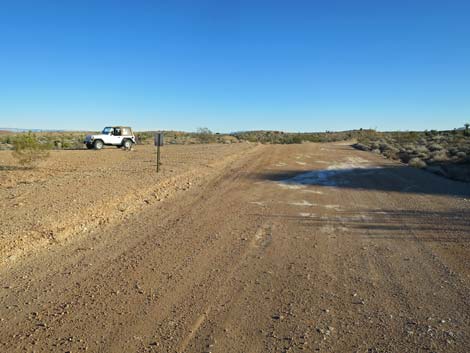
[85,126,136,150]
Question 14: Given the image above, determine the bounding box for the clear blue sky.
[0,1,469,132]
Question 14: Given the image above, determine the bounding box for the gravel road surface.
[1,143,469,352]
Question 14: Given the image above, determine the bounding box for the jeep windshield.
[102,127,113,134]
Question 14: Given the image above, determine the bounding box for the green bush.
[197,127,216,143]
[12,132,50,168]
[409,158,426,169]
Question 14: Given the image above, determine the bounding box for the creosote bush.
[409,158,426,169]
[354,127,470,182]
[196,127,216,143]
[12,132,50,168]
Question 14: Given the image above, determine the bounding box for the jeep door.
[109,127,123,145]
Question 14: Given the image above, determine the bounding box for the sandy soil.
[1,142,469,352]
[0,143,256,263]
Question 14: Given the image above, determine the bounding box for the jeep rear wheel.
[122,139,133,150]
[93,140,104,150]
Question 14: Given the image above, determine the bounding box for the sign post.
[154,132,164,172]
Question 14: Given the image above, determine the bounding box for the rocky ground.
[0,143,256,263]
[1,142,469,352]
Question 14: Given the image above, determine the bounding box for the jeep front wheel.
[93,140,104,150]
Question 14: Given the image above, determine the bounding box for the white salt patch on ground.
[275,162,288,167]
[295,161,307,165]
[320,225,335,234]
[277,183,306,190]
[346,156,370,164]
[299,212,315,217]
[290,200,316,206]
[336,215,372,222]
[301,190,324,194]
[250,201,266,206]
[278,157,381,187]
[283,169,343,187]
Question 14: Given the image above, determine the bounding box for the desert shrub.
[12,132,50,168]
[428,143,443,151]
[456,151,467,159]
[379,143,391,152]
[135,132,154,144]
[383,148,399,159]
[393,131,420,144]
[370,142,380,150]
[414,145,429,154]
[409,158,426,169]
[429,150,449,163]
[398,151,412,163]
[431,135,444,142]
[353,143,370,151]
[403,143,417,151]
[448,147,460,156]
[196,127,216,143]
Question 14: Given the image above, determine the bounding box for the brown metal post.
[157,144,161,172]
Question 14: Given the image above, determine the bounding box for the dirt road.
[1,143,470,352]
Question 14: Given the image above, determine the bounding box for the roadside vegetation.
[232,129,375,144]
[11,132,50,168]
[135,129,238,145]
[353,127,470,182]
[0,131,88,151]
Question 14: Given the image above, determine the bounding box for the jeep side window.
[114,128,121,136]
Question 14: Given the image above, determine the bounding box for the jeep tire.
[93,140,104,150]
[122,139,133,150]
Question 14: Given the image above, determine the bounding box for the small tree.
[465,123,470,136]
[12,132,50,168]
[196,127,214,143]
